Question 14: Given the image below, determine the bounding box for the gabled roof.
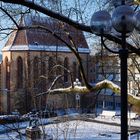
[2,15,89,53]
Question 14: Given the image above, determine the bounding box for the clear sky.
[0,0,100,53]
[0,38,7,53]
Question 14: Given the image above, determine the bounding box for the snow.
[3,45,90,53]
[0,115,140,140]
[44,120,120,140]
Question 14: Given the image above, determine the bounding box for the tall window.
[33,57,39,87]
[72,61,77,81]
[56,58,62,75]
[78,65,82,82]
[41,61,46,91]
[5,57,10,89]
[41,61,46,76]
[17,57,23,89]
[64,57,69,83]
[48,57,54,81]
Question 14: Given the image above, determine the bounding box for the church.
[0,15,90,114]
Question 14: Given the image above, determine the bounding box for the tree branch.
[36,79,140,107]
[1,0,140,56]
[36,79,120,96]
[18,25,93,89]
[52,64,74,88]
[0,7,19,28]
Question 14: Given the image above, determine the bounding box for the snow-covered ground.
[43,120,120,140]
[0,115,140,140]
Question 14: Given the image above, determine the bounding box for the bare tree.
[0,0,139,54]
[0,0,140,109]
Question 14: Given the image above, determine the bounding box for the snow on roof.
[2,45,90,54]
[2,15,89,52]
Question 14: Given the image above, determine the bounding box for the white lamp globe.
[90,10,112,34]
[112,5,136,33]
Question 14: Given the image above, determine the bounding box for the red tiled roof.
[2,15,89,51]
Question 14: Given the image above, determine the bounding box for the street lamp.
[73,78,81,110]
[90,2,140,140]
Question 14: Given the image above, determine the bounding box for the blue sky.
[0,0,102,53]
[0,38,7,52]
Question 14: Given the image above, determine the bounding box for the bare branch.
[65,30,92,89]
[37,79,120,96]
[48,75,64,91]
[36,79,140,107]
[51,64,74,88]
[18,25,93,89]
[0,0,140,55]
[0,6,19,28]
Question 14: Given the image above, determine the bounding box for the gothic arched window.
[41,61,46,76]
[5,57,10,89]
[40,61,46,91]
[33,57,39,87]
[48,57,54,81]
[57,58,62,75]
[17,56,23,89]
[72,61,77,81]
[78,65,82,82]
[64,57,69,83]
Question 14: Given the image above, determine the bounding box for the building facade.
[0,15,90,114]
[90,51,140,112]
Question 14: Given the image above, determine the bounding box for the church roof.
[2,15,89,53]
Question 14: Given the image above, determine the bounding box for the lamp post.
[73,78,81,110]
[90,1,140,140]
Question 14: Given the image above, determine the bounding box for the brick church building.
[0,15,90,114]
